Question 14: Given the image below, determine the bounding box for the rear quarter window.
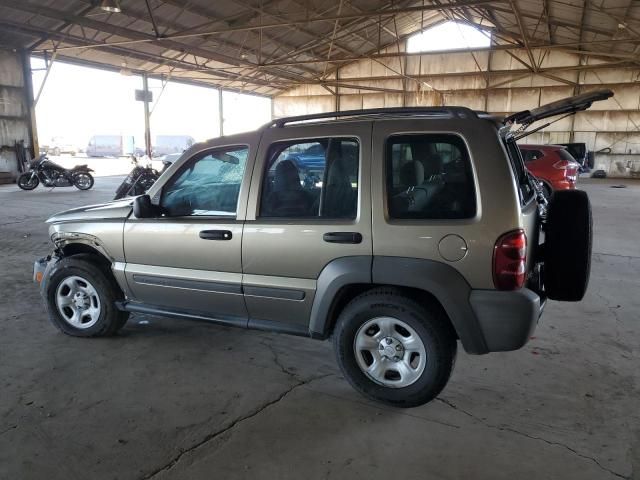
[520,149,544,162]
[385,134,476,220]
[505,140,535,205]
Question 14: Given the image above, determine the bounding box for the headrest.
[399,160,425,186]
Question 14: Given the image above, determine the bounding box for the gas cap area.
[438,234,468,262]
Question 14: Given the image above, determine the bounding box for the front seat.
[320,157,358,218]
[262,160,312,217]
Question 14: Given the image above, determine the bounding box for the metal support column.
[142,73,152,158]
[21,50,38,159]
[218,88,224,137]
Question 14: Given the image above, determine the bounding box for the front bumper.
[33,255,60,294]
[33,256,50,284]
[469,288,542,352]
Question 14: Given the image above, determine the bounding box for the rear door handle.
[323,232,363,244]
[199,230,233,240]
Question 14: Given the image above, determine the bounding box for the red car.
[519,144,580,196]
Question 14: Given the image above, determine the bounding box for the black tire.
[73,172,94,190]
[113,177,133,200]
[544,190,592,301]
[333,288,457,408]
[44,256,129,337]
[17,172,39,190]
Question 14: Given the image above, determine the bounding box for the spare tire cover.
[544,190,592,301]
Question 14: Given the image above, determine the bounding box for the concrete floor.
[0,176,638,480]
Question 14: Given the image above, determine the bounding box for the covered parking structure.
[0,2,639,480]
[1,0,640,174]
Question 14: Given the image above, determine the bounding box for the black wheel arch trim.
[309,256,490,354]
[308,256,372,339]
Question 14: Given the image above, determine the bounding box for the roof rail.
[266,106,479,128]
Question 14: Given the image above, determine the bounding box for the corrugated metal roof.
[0,0,637,96]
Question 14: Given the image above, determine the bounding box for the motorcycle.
[17,155,94,191]
[113,155,172,200]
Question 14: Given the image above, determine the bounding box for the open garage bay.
[0,178,638,480]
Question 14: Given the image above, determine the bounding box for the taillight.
[493,230,527,290]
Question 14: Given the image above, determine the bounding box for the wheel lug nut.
[393,356,399,361]
[378,345,384,350]
[396,345,401,351]
[386,338,392,345]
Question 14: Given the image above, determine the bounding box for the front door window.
[161,146,248,217]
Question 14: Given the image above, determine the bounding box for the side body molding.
[308,256,372,338]
[372,256,489,354]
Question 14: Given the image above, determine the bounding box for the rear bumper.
[469,288,542,352]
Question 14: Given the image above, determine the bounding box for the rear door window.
[386,134,476,219]
[260,138,359,219]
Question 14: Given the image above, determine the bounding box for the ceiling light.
[240,53,248,59]
[100,0,121,13]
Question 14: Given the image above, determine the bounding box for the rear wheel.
[544,190,592,301]
[17,172,39,190]
[73,172,94,190]
[334,288,456,408]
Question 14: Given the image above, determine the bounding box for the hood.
[46,198,134,224]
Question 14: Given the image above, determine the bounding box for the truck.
[153,135,195,157]
[86,135,135,157]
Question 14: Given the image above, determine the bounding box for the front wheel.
[334,288,457,408]
[44,256,128,337]
[17,172,39,190]
[73,172,94,190]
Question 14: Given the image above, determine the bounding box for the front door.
[123,143,254,324]
[242,121,373,331]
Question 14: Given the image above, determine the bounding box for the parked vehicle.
[559,142,594,172]
[113,156,160,200]
[33,90,612,407]
[86,135,135,157]
[519,144,580,197]
[42,137,79,156]
[153,135,195,157]
[18,155,94,191]
[114,155,176,200]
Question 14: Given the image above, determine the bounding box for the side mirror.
[133,194,158,218]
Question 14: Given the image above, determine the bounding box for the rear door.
[242,121,372,332]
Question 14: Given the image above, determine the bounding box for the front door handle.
[323,232,363,244]
[199,230,233,240]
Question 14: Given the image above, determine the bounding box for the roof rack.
[266,106,479,128]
